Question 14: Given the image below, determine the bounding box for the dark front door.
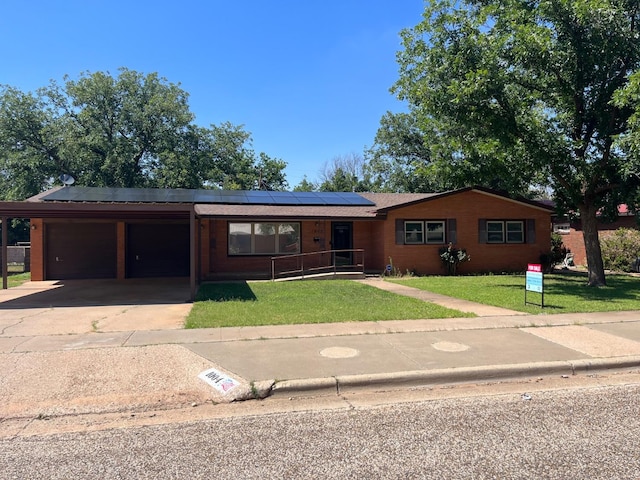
[331,222,353,266]
[126,223,190,278]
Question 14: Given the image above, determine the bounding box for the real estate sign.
[525,263,544,307]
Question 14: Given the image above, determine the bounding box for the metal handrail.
[270,249,365,280]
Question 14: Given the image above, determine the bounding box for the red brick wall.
[382,190,551,275]
[206,219,383,278]
[29,218,44,281]
[208,219,347,278]
[204,192,551,278]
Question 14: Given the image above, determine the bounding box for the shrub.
[541,233,569,272]
[438,243,470,276]
[600,228,640,272]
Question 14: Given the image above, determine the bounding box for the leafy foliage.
[0,68,288,200]
[600,228,640,272]
[389,0,640,285]
[540,233,569,273]
[365,112,447,192]
[438,243,471,275]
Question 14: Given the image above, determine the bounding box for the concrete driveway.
[0,278,193,336]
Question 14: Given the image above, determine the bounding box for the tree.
[366,111,446,193]
[318,153,372,192]
[0,69,288,198]
[393,0,640,286]
[293,175,318,192]
[203,122,288,191]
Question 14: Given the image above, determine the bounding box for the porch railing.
[270,249,365,281]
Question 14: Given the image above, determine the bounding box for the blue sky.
[1,1,424,187]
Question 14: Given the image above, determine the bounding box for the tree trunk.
[579,203,606,287]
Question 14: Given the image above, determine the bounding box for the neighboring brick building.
[1,186,552,290]
[552,205,638,266]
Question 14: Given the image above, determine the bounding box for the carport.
[0,200,198,300]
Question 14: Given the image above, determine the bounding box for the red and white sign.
[527,263,542,273]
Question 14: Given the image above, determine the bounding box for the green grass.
[185,280,474,328]
[388,274,640,314]
[7,272,30,288]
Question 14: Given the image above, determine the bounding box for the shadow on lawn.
[545,275,639,303]
[195,281,257,302]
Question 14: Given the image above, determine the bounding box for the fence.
[1,244,31,272]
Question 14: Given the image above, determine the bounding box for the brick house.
[0,186,552,296]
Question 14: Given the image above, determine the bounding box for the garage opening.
[46,223,117,279]
[126,223,190,278]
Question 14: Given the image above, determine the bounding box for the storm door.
[331,222,353,267]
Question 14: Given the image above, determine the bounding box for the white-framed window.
[487,221,505,243]
[486,220,525,244]
[404,221,424,244]
[506,221,524,243]
[404,220,446,244]
[426,221,446,244]
[228,222,300,255]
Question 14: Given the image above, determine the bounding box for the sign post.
[525,263,544,307]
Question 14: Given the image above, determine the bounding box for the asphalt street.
[2,380,639,479]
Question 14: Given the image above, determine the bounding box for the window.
[506,221,524,243]
[487,221,505,243]
[485,220,524,244]
[404,220,446,244]
[404,221,424,244]
[228,222,300,255]
[426,221,446,244]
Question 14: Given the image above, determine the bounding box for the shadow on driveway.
[0,278,192,309]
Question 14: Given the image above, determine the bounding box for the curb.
[269,356,640,398]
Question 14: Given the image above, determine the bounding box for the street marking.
[198,368,240,394]
[320,347,359,359]
[431,341,470,353]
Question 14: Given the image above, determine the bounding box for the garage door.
[46,223,117,279]
[126,223,190,278]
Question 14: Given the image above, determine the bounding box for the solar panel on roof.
[39,187,375,206]
[292,193,326,205]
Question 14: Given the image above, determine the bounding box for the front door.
[331,222,353,266]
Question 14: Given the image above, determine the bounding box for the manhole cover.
[431,341,470,352]
[320,347,360,359]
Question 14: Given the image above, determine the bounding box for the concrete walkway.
[357,277,527,316]
[1,278,640,420]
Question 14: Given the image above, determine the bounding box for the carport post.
[1,217,7,289]
[190,207,196,301]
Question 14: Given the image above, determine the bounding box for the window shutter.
[527,219,536,244]
[395,219,404,244]
[447,218,457,244]
[478,219,487,244]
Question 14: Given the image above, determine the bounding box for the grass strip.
[186,280,473,328]
[388,274,640,314]
[7,272,31,289]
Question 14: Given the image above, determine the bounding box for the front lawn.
[185,280,474,329]
[7,272,30,289]
[388,274,640,314]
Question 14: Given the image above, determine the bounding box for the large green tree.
[0,68,288,199]
[366,111,448,193]
[393,0,640,286]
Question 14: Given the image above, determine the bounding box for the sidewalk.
[1,278,640,417]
